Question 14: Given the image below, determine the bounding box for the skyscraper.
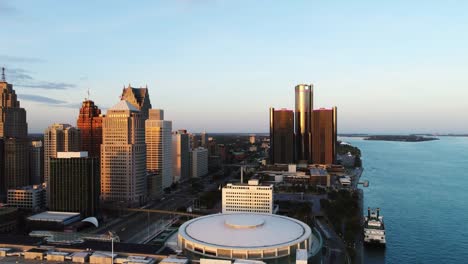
[269,108,295,164]
[121,85,152,120]
[172,130,190,183]
[77,99,103,158]
[29,141,43,185]
[312,107,337,165]
[101,100,146,206]
[44,124,81,184]
[146,109,172,196]
[200,131,208,148]
[0,68,29,201]
[49,152,100,217]
[295,84,313,163]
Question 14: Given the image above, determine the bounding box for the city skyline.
[1,1,468,134]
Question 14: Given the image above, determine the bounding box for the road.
[93,170,228,242]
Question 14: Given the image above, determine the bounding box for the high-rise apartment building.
[222,179,274,214]
[0,69,29,201]
[29,141,43,185]
[121,85,152,120]
[269,108,295,164]
[101,100,146,206]
[312,107,337,165]
[77,100,103,158]
[44,124,81,184]
[295,84,313,163]
[146,109,172,196]
[172,130,190,183]
[49,152,99,217]
[190,147,208,178]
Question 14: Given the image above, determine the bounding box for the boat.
[364,207,386,246]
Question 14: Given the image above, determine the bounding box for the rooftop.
[109,100,139,112]
[179,213,311,249]
[27,211,80,222]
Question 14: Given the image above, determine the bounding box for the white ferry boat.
[364,207,386,245]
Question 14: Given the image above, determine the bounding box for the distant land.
[364,135,439,142]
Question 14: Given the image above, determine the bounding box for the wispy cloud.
[4,68,76,90]
[0,2,18,15]
[18,82,77,90]
[18,94,81,109]
[0,55,44,63]
[18,94,67,105]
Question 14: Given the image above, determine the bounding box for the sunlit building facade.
[77,100,103,158]
[44,124,81,185]
[101,100,146,206]
[146,109,173,195]
[172,130,190,183]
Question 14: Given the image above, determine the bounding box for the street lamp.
[108,231,115,264]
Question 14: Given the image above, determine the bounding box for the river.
[341,136,468,264]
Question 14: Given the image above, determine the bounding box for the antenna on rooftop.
[1,67,5,81]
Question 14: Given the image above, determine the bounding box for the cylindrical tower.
[295,84,313,163]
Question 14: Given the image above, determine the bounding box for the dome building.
[178,213,323,263]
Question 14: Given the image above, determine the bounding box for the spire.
[87,88,90,100]
[1,67,5,82]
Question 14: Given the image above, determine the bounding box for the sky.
[1,0,468,134]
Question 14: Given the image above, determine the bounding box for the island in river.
[364,135,439,142]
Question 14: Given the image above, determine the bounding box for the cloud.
[18,94,67,104]
[0,55,44,63]
[17,82,77,90]
[18,94,81,109]
[3,68,76,90]
[0,2,18,15]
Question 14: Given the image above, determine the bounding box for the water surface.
[341,137,468,264]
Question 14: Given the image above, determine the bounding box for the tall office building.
[77,99,103,158]
[0,68,29,201]
[49,152,99,217]
[146,109,172,196]
[200,131,208,148]
[312,107,337,165]
[29,141,43,185]
[44,124,81,184]
[190,147,208,178]
[121,85,152,120]
[101,100,146,206]
[295,84,313,163]
[269,108,295,164]
[172,130,190,183]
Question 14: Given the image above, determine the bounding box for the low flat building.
[160,256,189,264]
[71,251,91,263]
[27,211,81,231]
[47,251,69,262]
[7,185,45,211]
[89,251,117,264]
